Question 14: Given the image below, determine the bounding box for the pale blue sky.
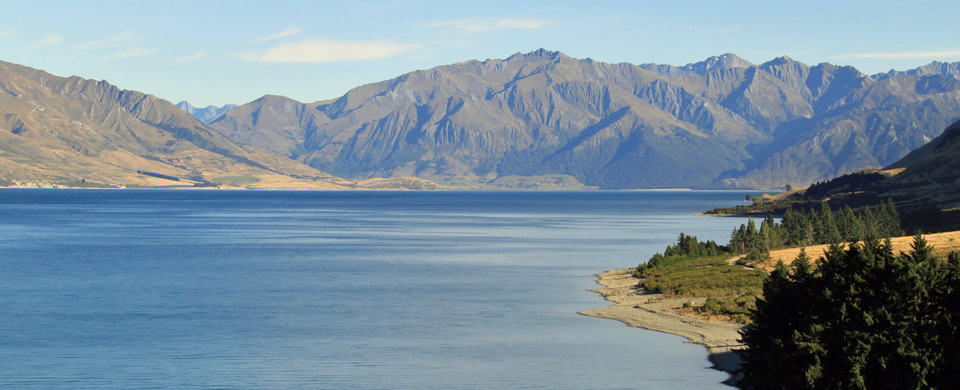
[1,0,956,107]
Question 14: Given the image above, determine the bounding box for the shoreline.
[579,268,745,385]
[693,212,776,217]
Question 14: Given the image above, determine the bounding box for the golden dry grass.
[749,230,960,272]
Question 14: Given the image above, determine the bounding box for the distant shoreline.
[579,268,744,386]
[693,212,771,217]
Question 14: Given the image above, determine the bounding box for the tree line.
[729,200,903,259]
[638,232,727,271]
[639,199,903,272]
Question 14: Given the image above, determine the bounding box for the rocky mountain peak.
[515,48,563,59]
[176,100,196,113]
[761,55,798,67]
[908,61,960,79]
[253,94,294,105]
[876,60,960,81]
[682,53,754,73]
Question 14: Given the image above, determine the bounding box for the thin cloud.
[426,18,548,33]
[0,30,15,40]
[838,50,960,59]
[112,47,160,58]
[173,50,205,62]
[251,39,417,63]
[79,30,142,50]
[253,27,302,43]
[27,31,64,49]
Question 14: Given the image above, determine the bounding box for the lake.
[0,190,758,389]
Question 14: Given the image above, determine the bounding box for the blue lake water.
[0,190,758,389]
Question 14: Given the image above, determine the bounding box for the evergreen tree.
[808,208,825,244]
[747,218,759,250]
[740,235,958,389]
[879,198,904,237]
[761,214,784,250]
[936,251,960,386]
[837,205,862,242]
[817,202,842,245]
[782,208,814,247]
[859,206,880,239]
[639,232,728,271]
[730,218,764,254]
[739,251,821,389]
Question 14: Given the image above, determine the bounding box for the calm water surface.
[0,190,758,389]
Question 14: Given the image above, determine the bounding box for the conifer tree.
[761,214,784,250]
[860,206,880,239]
[837,205,862,242]
[936,251,960,386]
[782,208,814,247]
[879,198,904,237]
[740,235,958,389]
[808,208,825,244]
[817,202,842,244]
[739,251,820,389]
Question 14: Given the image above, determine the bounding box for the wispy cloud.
[112,47,159,58]
[426,18,548,33]
[27,31,64,49]
[250,39,417,63]
[0,30,15,40]
[173,50,205,63]
[79,30,142,50]
[838,50,960,59]
[253,27,302,43]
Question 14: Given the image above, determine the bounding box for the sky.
[1,0,958,108]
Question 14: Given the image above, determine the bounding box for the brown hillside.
[0,60,437,190]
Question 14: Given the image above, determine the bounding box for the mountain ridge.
[209,50,960,189]
[0,59,440,189]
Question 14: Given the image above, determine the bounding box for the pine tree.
[783,208,814,247]
[781,208,801,247]
[739,251,821,389]
[762,214,784,250]
[936,251,960,386]
[747,218,759,248]
[817,202,842,245]
[808,208,825,244]
[837,205,863,242]
[879,199,904,237]
[740,235,957,389]
[859,206,880,239]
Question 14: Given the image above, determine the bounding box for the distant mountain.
[0,60,440,189]
[880,61,960,80]
[209,50,960,189]
[209,95,330,158]
[176,101,238,124]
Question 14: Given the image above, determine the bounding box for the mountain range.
[0,60,438,189]
[204,50,960,189]
[5,50,960,190]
